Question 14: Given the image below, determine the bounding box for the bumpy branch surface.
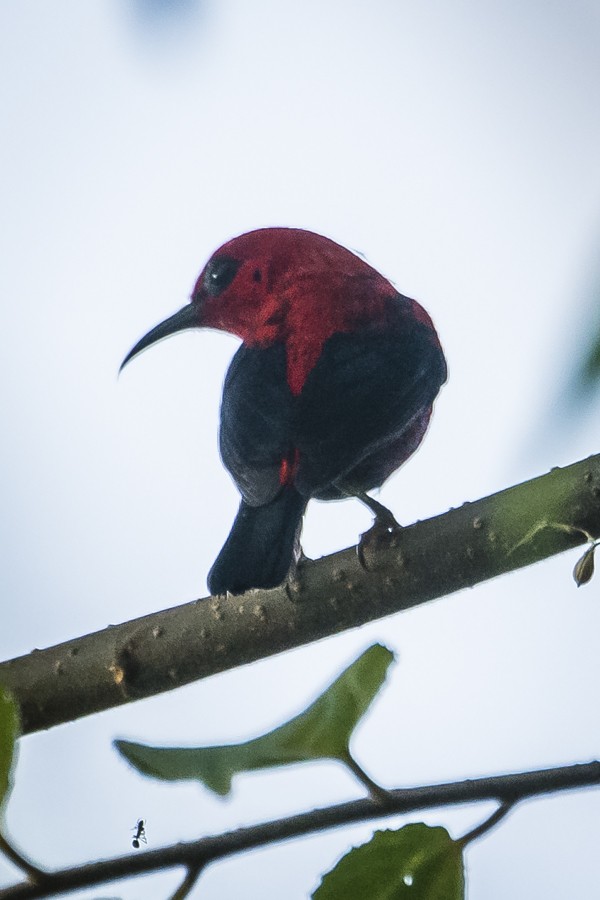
[2,454,600,734]
[1,761,598,899]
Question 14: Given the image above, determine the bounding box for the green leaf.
[573,543,596,586]
[115,643,394,796]
[0,687,20,814]
[313,824,464,900]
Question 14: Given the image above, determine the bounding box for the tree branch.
[2,454,600,735]
[1,761,598,899]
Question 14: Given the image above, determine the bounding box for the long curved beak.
[120,303,200,373]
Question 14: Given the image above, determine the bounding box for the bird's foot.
[296,547,313,567]
[356,496,403,571]
[285,547,312,602]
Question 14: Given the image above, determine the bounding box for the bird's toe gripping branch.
[356,492,404,571]
[283,546,314,602]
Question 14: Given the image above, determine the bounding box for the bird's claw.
[285,548,312,602]
[357,514,403,571]
[296,547,313,566]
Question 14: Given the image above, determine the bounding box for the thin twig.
[168,864,204,900]
[0,760,597,899]
[458,801,515,847]
[0,833,48,883]
[343,752,393,805]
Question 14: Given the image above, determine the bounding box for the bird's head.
[120,227,394,372]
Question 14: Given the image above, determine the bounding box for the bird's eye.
[203,255,240,297]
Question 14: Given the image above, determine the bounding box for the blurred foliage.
[116,643,394,796]
[578,329,600,394]
[563,269,600,408]
[0,687,19,814]
[126,0,204,30]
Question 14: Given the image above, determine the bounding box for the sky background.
[1,1,600,897]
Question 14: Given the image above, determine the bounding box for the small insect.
[131,818,147,849]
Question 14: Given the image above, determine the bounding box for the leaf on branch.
[313,824,464,900]
[115,642,394,797]
[573,543,596,586]
[0,686,20,814]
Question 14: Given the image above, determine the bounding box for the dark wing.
[219,343,294,506]
[293,314,446,497]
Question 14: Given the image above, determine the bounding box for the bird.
[121,228,447,595]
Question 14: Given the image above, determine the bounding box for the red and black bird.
[121,228,446,595]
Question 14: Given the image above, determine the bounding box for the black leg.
[354,491,400,530]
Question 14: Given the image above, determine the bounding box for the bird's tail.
[207,487,307,595]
